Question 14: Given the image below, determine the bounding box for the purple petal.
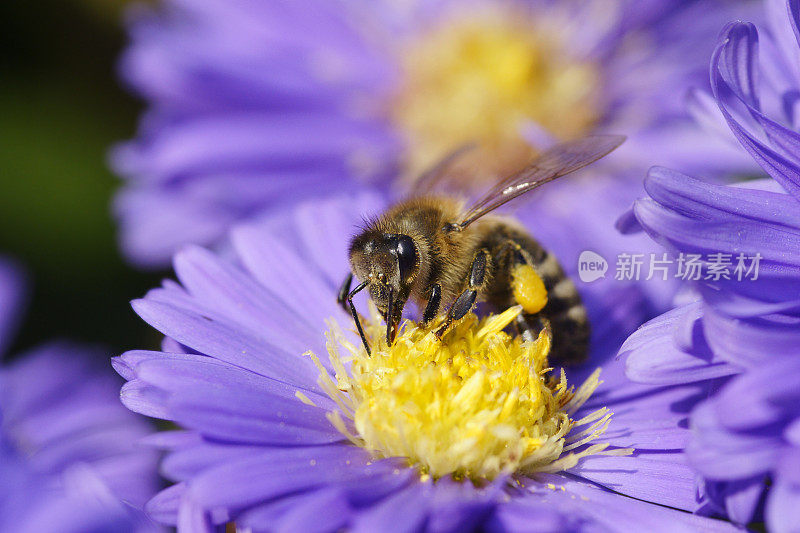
[766,477,800,533]
[131,297,320,392]
[146,483,185,526]
[237,488,352,533]
[118,113,391,180]
[644,166,800,228]
[531,474,740,532]
[582,384,700,450]
[702,304,800,368]
[229,223,347,360]
[622,303,738,385]
[715,22,760,109]
[715,476,766,525]
[688,401,782,480]
[350,482,430,533]
[171,245,325,359]
[425,477,498,532]
[132,351,333,409]
[290,190,389,288]
[712,22,800,199]
[711,355,800,430]
[775,447,800,487]
[120,379,171,419]
[187,445,373,509]
[177,493,215,533]
[114,187,236,268]
[486,497,583,533]
[569,453,699,511]
[166,385,342,447]
[633,196,800,293]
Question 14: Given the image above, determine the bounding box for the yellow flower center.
[304,305,629,482]
[390,7,602,184]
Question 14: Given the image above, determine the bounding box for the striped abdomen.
[478,222,589,364]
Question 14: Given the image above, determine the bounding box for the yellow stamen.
[391,6,601,184]
[309,304,630,482]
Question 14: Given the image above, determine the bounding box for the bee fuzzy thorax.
[306,304,631,482]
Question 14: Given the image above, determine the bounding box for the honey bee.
[337,135,624,363]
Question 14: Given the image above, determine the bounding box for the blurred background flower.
[114,0,756,268]
[0,258,160,532]
[619,2,800,528]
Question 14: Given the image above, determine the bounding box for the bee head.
[349,231,419,314]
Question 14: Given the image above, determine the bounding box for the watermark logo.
[578,250,608,283]
[613,252,761,281]
[576,251,762,283]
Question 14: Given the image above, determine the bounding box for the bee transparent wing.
[412,142,479,196]
[457,135,625,228]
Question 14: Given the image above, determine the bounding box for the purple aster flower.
[115,191,742,532]
[114,0,753,267]
[619,2,800,528]
[0,258,160,532]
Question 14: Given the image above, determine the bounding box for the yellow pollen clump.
[390,8,601,184]
[511,264,548,315]
[306,305,630,482]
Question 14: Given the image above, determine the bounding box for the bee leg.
[515,313,550,344]
[435,289,477,338]
[502,243,549,342]
[337,272,353,313]
[435,249,489,338]
[346,279,371,356]
[422,284,442,325]
[386,287,395,345]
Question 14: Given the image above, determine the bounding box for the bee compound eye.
[392,234,418,282]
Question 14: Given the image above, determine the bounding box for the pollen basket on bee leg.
[511,264,548,314]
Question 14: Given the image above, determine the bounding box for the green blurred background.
[1,0,163,356]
